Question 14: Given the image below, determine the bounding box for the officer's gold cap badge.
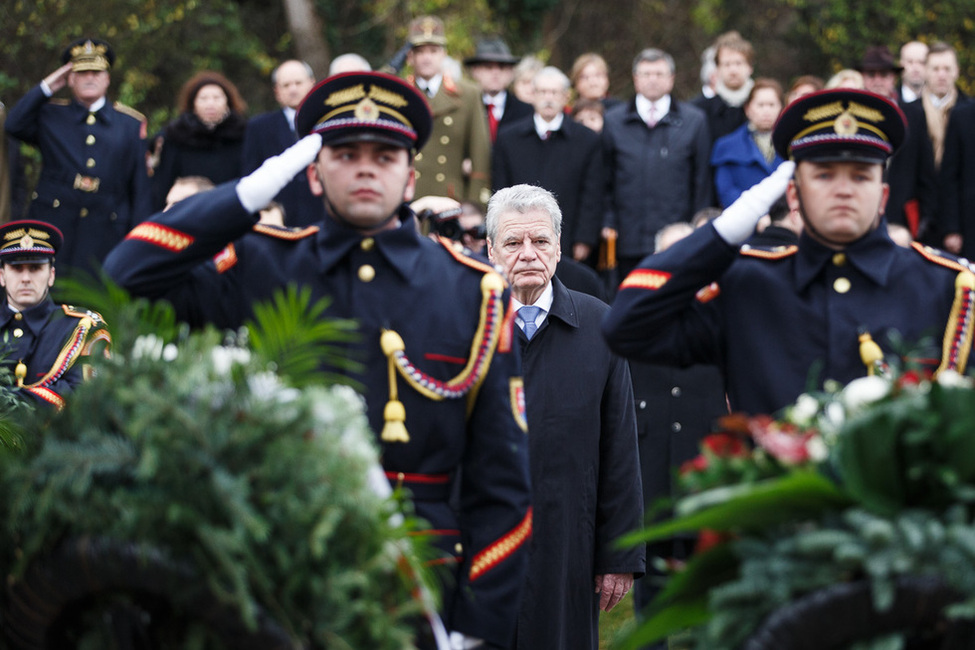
[62,38,114,72]
[0,220,63,264]
[296,72,433,151]
[772,89,906,164]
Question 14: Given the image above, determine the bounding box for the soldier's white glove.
[712,160,796,245]
[448,631,484,649]
[236,133,322,213]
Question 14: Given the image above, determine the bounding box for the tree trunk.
[282,0,330,78]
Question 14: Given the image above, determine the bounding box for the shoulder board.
[437,236,506,281]
[911,242,971,273]
[50,99,70,106]
[61,304,106,324]
[113,102,146,123]
[253,223,320,240]
[739,244,798,260]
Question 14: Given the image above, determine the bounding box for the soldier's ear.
[48,266,56,288]
[306,164,324,197]
[402,166,416,203]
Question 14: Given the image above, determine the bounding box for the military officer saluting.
[104,72,531,649]
[604,88,975,414]
[405,16,493,209]
[0,221,110,409]
[5,38,151,276]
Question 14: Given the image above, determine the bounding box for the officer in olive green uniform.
[406,16,492,209]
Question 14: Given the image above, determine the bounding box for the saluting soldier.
[5,38,151,276]
[104,71,531,649]
[604,88,975,415]
[405,16,493,209]
[0,220,110,409]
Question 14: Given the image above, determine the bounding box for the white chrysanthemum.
[210,346,251,376]
[132,334,164,360]
[247,371,300,404]
[821,401,846,435]
[790,393,820,426]
[806,436,829,462]
[841,375,891,413]
[937,369,974,389]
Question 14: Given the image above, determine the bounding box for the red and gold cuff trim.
[469,507,532,581]
[127,223,194,252]
[620,269,671,291]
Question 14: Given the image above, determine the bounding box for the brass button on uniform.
[80,208,89,217]
[440,135,450,145]
[454,542,463,554]
[86,135,95,145]
[52,199,60,208]
[443,116,453,126]
[435,173,445,182]
[358,264,376,282]
[13,313,22,321]
[360,237,375,251]
[86,114,96,125]
[833,277,851,294]
[415,170,422,180]
[86,158,95,168]
[832,253,846,266]
[415,152,424,162]
[437,155,447,164]
[12,329,23,338]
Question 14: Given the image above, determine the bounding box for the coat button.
[436,173,445,182]
[86,114,96,125]
[52,199,60,208]
[415,170,422,180]
[358,264,376,282]
[13,313,22,321]
[444,116,454,126]
[454,542,463,554]
[86,135,95,145]
[437,155,447,164]
[86,158,95,168]
[832,253,846,266]
[671,422,682,433]
[637,400,647,409]
[13,328,23,338]
[80,208,89,217]
[833,277,851,294]
[361,237,375,251]
[671,386,682,397]
[440,135,450,145]
[415,152,424,162]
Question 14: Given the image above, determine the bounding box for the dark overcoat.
[516,278,645,649]
[493,117,604,254]
[241,110,324,227]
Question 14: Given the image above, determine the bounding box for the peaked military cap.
[0,221,63,265]
[295,71,433,151]
[464,38,520,66]
[408,16,447,48]
[772,88,906,164]
[61,38,115,72]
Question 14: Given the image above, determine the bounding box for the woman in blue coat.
[711,78,784,208]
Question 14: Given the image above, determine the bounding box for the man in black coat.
[486,183,644,649]
[603,48,711,279]
[5,38,150,276]
[241,60,323,227]
[493,66,603,264]
[464,38,533,143]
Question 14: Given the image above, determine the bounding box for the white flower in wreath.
[790,393,820,426]
[841,375,891,414]
[210,345,251,376]
[936,369,974,389]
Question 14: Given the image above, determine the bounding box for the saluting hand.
[236,133,323,213]
[712,160,796,245]
[43,63,74,94]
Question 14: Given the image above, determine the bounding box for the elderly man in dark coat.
[486,183,645,649]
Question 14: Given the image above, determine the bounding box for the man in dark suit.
[241,60,322,227]
[493,66,604,263]
[464,38,533,143]
[486,183,644,650]
[5,38,150,276]
[603,48,712,279]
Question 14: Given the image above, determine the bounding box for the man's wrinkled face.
[532,75,569,122]
[0,262,55,311]
[862,69,897,98]
[274,61,315,110]
[68,70,110,105]
[487,208,561,303]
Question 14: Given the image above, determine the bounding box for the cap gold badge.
[354,98,379,122]
[834,110,859,136]
[19,234,34,250]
